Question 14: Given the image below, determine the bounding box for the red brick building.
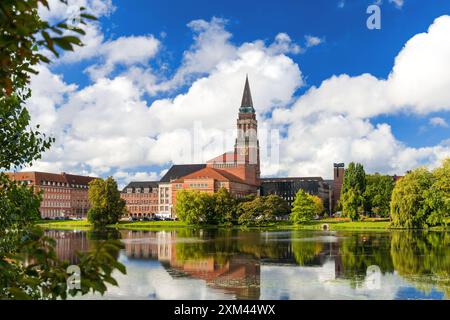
[172,76,261,210]
[6,171,96,219]
[120,181,159,218]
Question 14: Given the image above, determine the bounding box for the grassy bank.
[36,219,189,231]
[36,217,448,232]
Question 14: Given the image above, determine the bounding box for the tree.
[342,188,363,221]
[0,1,125,299]
[237,196,265,225]
[342,162,366,195]
[363,174,394,217]
[341,162,366,220]
[175,190,215,224]
[213,187,236,224]
[311,195,324,216]
[1,0,96,170]
[237,195,289,225]
[390,167,434,228]
[87,177,126,228]
[424,158,449,226]
[290,190,316,224]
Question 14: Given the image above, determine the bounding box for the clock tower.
[234,75,260,183]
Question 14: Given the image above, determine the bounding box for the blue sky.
[28,0,450,185]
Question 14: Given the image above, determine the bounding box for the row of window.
[127,206,158,212]
[42,201,71,208]
[41,181,88,189]
[44,193,70,200]
[125,200,158,205]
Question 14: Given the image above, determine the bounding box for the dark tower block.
[332,163,345,210]
[234,75,260,184]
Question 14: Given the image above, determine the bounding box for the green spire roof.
[239,75,255,113]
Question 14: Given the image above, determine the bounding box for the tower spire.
[239,75,255,113]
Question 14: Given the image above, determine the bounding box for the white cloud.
[85,35,160,80]
[429,117,449,128]
[26,15,450,182]
[304,35,323,48]
[389,0,404,9]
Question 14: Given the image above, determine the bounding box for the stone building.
[6,171,96,219]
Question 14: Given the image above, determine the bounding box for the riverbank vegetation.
[340,159,449,229]
[0,1,125,300]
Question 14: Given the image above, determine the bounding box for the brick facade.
[120,181,159,217]
[6,171,96,219]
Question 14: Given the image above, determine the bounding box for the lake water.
[46,229,449,300]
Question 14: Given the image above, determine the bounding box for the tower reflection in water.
[46,229,449,300]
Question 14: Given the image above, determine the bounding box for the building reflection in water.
[45,230,90,265]
[46,229,449,300]
[121,230,260,300]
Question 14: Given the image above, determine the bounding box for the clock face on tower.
[239,148,248,156]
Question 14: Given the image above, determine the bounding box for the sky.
[27,0,450,187]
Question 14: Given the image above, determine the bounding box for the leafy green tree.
[175,190,215,224]
[237,195,289,225]
[390,168,434,228]
[342,162,366,195]
[262,195,290,219]
[87,177,126,228]
[341,187,363,221]
[290,190,316,224]
[0,1,125,300]
[363,174,394,217]
[424,158,449,226]
[1,0,96,169]
[341,162,366,220]
[237,196,265,225]
[311,195,324,216]
[213,187,236,224]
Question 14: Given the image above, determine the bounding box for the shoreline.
[36,218,449,232]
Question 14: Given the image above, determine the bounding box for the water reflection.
[46,229,449,300]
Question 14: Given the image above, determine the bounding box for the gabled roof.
[159,164,206,182]
[174,167,248,185]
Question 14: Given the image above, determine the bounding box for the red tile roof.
[174,167,248,184]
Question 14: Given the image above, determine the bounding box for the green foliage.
[0,173,126,299]
[175,189,289,226]
[310,195,324,215]
[342,162,366,195]
[390,159,449,229]
[175,189,215,224]
[0,0,96,96]
[342,187,363,221]
[213,188,237,224]
[290,190,316,224]
[0,1,126,300]
[363,174,395,217]
[87,177,126,228]
[1,0,96,170]
[390,167,434,228]
[424,158,450,226]
[341,162,366,220]
[238,195,289,225]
